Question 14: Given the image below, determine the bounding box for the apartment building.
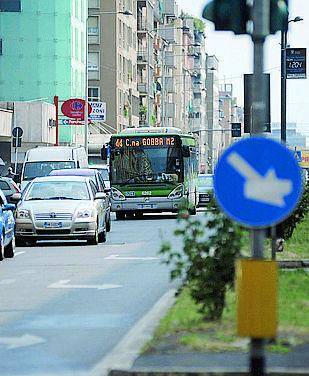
[0,0,87,144]
[206,54,220,173]
[88,0,140,134]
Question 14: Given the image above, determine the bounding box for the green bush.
[276,181,309,240]
[160,201,243,321]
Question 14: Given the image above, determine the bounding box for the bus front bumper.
[111,197,186,212]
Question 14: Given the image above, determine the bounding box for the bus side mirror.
[182,146,190,158]
[101,146,108,160]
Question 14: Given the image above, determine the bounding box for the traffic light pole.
[281,29,287,143]
[250,0,269,375]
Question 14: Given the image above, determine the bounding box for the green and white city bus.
[105,127,198,220]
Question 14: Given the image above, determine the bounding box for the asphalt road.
[0,213,184,376]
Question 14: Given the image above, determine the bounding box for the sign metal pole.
[250,1,269,374]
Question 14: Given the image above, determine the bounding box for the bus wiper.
[120,173,155,185]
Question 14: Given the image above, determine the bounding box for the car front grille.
[36,229,71,235]
[35,213,73,221]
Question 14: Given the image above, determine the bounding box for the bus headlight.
[111,188,126,201]
[168,185,184,200]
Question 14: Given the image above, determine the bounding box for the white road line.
[90,288,176,376]
[105,254,159,261]
[47,280,123,290]
[14,251,26,257]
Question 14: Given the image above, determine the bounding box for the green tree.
[160,201,243,320]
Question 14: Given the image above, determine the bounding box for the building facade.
[0,0,87,143]
[88,0,140,134]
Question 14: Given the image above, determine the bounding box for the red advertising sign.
[61,98,92,119]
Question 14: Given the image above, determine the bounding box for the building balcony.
[193,82,203,94]
[165,103,176,118]
[163,0,177,16]
[165,77,175,93]
[88,0,100,9]
[165,51,175,68]
[138,82,148,94]
[159,27,176,44]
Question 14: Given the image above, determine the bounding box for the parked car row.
[0,168,111,253]
[0,190,15,261]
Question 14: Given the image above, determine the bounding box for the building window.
[88,52,100,80]
[88,0,100,8]
[88,87,100,102]
[88,16,100,44]
[0,0,21,12]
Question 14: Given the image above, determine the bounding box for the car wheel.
[87,226,99,245]
[116,211,125,220]
[106,215,111,232]
[98,229,107,243]
[4,236,15,258]
[0,233,4,261]
[15,236,27,247]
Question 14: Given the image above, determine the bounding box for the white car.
[15,176,107,246]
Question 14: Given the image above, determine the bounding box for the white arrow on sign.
[105,254,159,261]
[0,334,45,350]
[48,280,122,290]
[227,152,292,207]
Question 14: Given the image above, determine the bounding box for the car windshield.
[25,181,90,201]
[97,169,109,181]
[0,180,11,190]
[24,161,75,180]
[198,175,213,188]
[111,147,181,184]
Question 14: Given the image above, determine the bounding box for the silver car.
[15,176,107,246]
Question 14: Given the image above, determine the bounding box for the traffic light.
[270,0,289,34]
[202,0,289,36]
[202,0,250,35]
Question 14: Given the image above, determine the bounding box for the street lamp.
[281,16,303,143]
[85,10,133,154]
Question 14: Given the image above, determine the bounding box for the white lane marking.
[0,279,16,285]
[0,334,46,350]
[14,251,26,257]
[227,152,292,207]
[90,289,176,376]
[47,279,122,291]
[105,254,159,261]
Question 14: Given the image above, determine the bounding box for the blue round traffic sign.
[214,137,303,228]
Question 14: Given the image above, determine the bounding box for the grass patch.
[146,270,309,354]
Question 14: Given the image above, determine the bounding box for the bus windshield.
[111,146,181,185]
[23,161,75,180]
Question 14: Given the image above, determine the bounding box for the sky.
[176,0,309,139]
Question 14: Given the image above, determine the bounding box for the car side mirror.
[10,193,22,203]
[182,145,190,158]
[3,203,16,212]
[95,192,106,200]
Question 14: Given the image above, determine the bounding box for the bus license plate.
[138,204,157,209]
[43,222,63,229]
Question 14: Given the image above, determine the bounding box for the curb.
[109,368,309,376]
[278,260,309,269]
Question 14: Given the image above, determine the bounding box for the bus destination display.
[114,137,176,148]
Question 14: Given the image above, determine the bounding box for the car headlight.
[111,187,126,201]
[76,209,94,218]
[17,209,30,219]
[168,185,184,199]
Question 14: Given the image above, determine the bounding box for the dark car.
[89,165,110,189]
[0,177,21,203]
[49,169,111,232]
[197,174,214,207]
